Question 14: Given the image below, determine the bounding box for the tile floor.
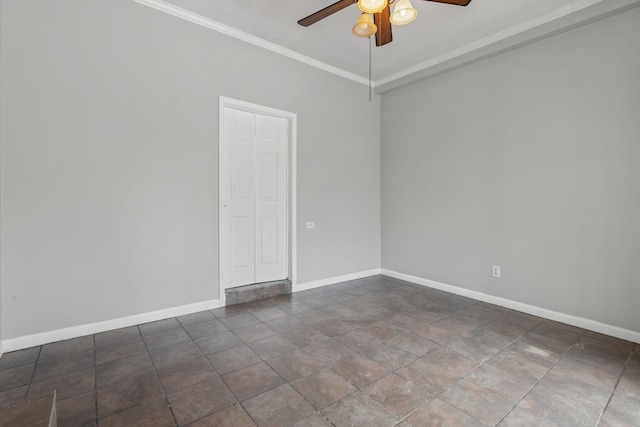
[0,275,638,426]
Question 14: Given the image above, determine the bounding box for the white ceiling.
[138,0,639,88]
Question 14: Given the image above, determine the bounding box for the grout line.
[493,329,589,426]
[24,345,43,399]
[136,321,180,427]
[93,334,98,426]
[594,350,634,426]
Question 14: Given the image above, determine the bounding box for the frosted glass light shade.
[390,0,418,26]
[358,0,387,14]
[352,13,378,37]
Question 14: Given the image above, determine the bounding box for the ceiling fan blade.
[373,4,392,46]
[424,0,472,6]
[298,0,357,27]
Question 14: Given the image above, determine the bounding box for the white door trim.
[219,96,297,305]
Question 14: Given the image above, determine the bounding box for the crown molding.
[131,0,370,86]
[132,0,639,92]
[376,0,640,93]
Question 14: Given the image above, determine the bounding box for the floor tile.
[167,375,235,425]
[547,355,621,392]
[39,336,93,360]
[219,313,261,330]
[498,339,561,369]
[599,394,640,427]
[195,331,243,355]
[484,347,549,380]
[149,340,203,369]
[243,383,315,427]
[517,373,610,426]
[28,366,94,400]
[405,398,485,427]
[291,413,334,427]
[95,339,147,366]
[303,338,354,366]
[206,344,261,375]
[361,343,415,371]
[579,330,635,351]
[498,407,562,426]
[248,335,299,360]
[564,339,630,371]
[0,347,40,371]
[210,305,249,318]
[99,398,174,427]
[4,276,639,427]
[282,326,332,348]
[97,372,165,419]
[0,364,35,392]
[359,320,405,341]
[412,323,461,346]
[321,391,399,427]
[250,307,290,323]
[0,385,28,410]
[313,319,357,337]
[188,403,256,427]
[94,326,141,349]
[56,390,96,427]
[177,310,216,326]
[614,375,640,402]
[439,379,515,425]
[387,332,440,357]
[266,350,323,382]
[222,361,284,401]
[138,318,181,336]
[363,374,431,417]
[331,353,387,388]
[446,336,499,361]
[335,329,382,352]
[264,315,306,333]
[465,363,537,402]
[233,323,278,343]
[96,353,154,388]
[33,349,93,382]
[291,367,356,409]
[142,327,191,352]
[183,320,229,340]
[392,356,456,395]
[156,355,218,394]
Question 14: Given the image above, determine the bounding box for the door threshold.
[225,279,292,306]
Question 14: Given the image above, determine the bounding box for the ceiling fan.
[298,0,472,47]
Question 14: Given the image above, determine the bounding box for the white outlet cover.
[492,266,501,278]
[306,222,315,229]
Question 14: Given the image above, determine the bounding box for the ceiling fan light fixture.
[390,0,418,26]
[358,0,387,14]
[352,13,378,37]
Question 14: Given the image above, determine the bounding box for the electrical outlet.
[492,265,501,278]
[306,222,315,229]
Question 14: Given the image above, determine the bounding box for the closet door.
[221,107,256,288]
[254,114,287,283]
[220,107,288,289]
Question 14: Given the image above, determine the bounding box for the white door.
[220,107,288,289]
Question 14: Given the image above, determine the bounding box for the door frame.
[218,96,297,305]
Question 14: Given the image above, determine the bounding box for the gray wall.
[381,7,640,332]
[0,0,381,339]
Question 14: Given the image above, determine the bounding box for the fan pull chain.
[369,35,372,102]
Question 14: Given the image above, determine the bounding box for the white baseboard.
[1,299,222,354]
[294,269,382,293]
[382,269,640,344]
[0,341,4,359]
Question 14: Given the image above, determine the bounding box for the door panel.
[221,108,255,288]
[221,107,288,289]
[254,114,287,283]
